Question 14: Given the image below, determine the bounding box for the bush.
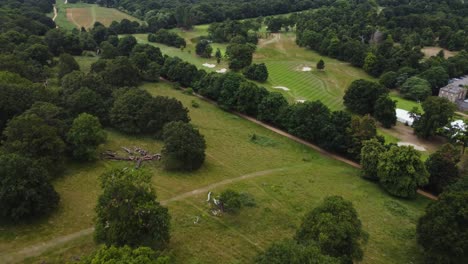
[219,189,242,214]
[80,245,171,264]
[243,63,268,82]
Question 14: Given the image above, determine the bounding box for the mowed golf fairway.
[133,26,375,110]
[0,82,429,264]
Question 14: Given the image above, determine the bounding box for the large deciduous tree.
[295,196,364,263]
[424,144,460,195]
[343,79,387,115]
[346,115,380,161]
[58,53,80,79]
[95,168,170,249]
[2,113,65,176]
[400,77,431,101]
[373,95,397,128]
[162,121,206,171]
[67,113,107,161]
[417,191,468,264]
[0,154,59,221]
[414,97,456,138]
[377,146,429,198]
[257,92,288,125]
[360,138,386,181]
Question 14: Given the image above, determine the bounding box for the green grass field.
[134,26,375,109]
[50,1,141,30]
[0,81,430,264]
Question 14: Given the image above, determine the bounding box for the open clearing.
[51,1,141,30]
[422,46,458,59]
[0,81,430,264]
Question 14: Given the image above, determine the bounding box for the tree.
[346,115,380,161]
[2,113,65,176]
[195,40,212,58]
[100,57,140,87]
[414,97,456,138]
[67,113,107,161]
[418,66,449,95]
[363,52,380,76]
[65,87,108,123]
[162,121,206,171]
[400,77,431,101]
[360,138,386,181]
[95,168,170,249]
[424,144,460,195]
[226,43,255,70]
[257,92,288,125]
[373,95,397,128]
[417,191,468,264]
[377,146,429,198]
[316,59,325,71]
[117,35,137,56]
[243,63,268,82]
[0,154,59,221]
[379,71,398,89]
[256,240,340,264]
[343,79,387,115]
[58,53,80,79]
[215,48,222,64]
[295,196,364,263]
[80,245,171,264]
[235,82,268,116]
[219,189,242,214]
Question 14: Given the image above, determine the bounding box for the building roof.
[396,108,415,125]
[440,76,468,94]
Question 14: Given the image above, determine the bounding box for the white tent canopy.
[396,109,415,126]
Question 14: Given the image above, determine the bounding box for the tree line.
[294,0,468,83]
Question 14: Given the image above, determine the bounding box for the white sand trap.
[216,68,227,73]
[202,63,216,68]
[274,86,290,91]
[296,99,306,103]
[397,142,426,151]
[302,67,312,72]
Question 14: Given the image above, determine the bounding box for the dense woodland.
[0,0,467,263]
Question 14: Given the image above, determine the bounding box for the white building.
[396,108,415,126]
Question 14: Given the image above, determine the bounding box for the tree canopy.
[377,146,429,198]
[417,191,468,264]
[66,113,107,161]
[295,196,364,263]
[162,121,206,171]
[95,168,170,249]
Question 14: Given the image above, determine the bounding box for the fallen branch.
[101,147,162,168]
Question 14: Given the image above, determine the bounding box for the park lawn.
[390,91,423,112]
[74,55,98,73]
[2,81,430,264]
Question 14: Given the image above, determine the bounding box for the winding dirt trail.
[0,167,291,263]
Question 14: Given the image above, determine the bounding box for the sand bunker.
[296,99,306,103]
[216,68,227,73]
[302,67,312,72]
[397,142,426,151]
[202,63,216,68]
[274,86,290,91]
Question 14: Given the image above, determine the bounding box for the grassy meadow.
[0,81,430,264]
[51,1,141,30]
